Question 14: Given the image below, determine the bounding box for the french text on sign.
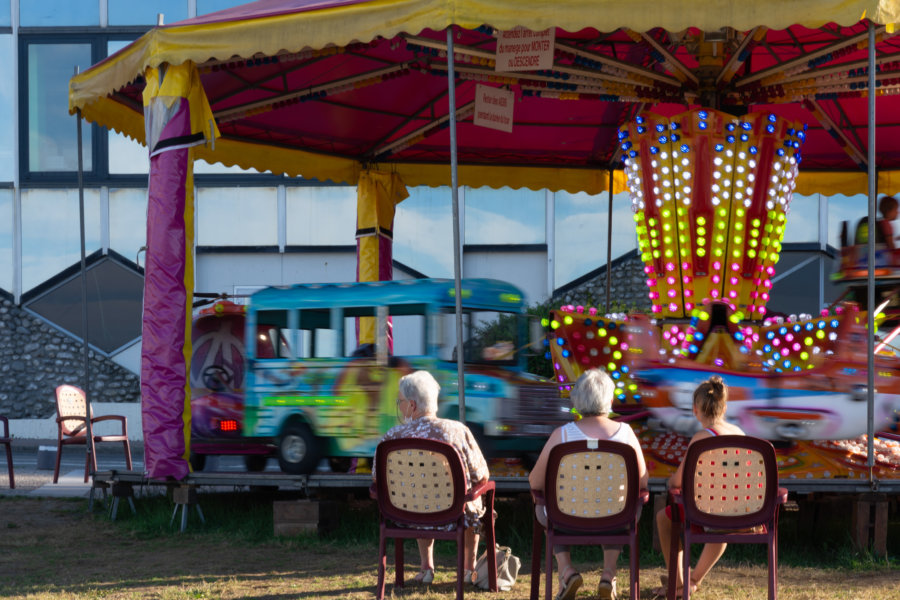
[495,27,555,73]
[473,84,514,133]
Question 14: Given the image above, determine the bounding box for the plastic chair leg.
[376,533,387,600]
[83,449,91,483]
[123,440,133,470]
[630,532,639,600]
[530,516,542,600]
[682,536,692,600]
[545,535,554,600]
[394,537,404,588]
[455,530,465,600]
[768,532,777,600]
[52,441,63,484]
[3,443,13,489]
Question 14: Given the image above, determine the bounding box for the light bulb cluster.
[544,306,641,403]
[668,302,855,372]
[620,108,805,319]
[753,307,853,372]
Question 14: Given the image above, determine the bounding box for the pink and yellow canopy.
[71,0,900,195]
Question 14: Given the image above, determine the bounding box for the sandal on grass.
[651,575,699,599]
[413,568,434,584]
[597,576,617,600]
[554,567,583,600]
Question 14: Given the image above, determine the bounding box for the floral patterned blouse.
[376,415,490,527]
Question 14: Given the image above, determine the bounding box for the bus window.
[256,310,289,358]
[392,314,426,355]
[343,306,375,357]
[298,308,341,358]
[342,305,427,357]
[439,310,519,365]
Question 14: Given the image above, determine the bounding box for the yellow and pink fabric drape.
[355,171,409,349]
[141,63,218,479]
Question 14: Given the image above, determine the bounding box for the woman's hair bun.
[707,375,724,391]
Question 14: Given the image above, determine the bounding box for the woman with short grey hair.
[375,370,490,586]
[397,369,440,415]
[569,368,615,416]
[528,368,648,600]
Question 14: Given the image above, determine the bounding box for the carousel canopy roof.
[70,0,900,194]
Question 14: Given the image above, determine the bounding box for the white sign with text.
[473,84,514,133]
[495,27,555,72]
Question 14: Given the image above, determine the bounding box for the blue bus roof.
[248,278,526,311]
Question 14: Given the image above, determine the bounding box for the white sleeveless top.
[560,420,634,444]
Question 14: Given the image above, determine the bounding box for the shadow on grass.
[108,488,899,571]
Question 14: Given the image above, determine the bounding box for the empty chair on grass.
[1,415,13,489]
[54,384,133,483]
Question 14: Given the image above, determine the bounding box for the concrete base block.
[36,446,57,470]
[273,500,338,536]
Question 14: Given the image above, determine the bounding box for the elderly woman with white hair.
[528,368,648,600]
[376,370,491,586]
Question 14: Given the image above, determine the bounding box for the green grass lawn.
[0,490,896,599]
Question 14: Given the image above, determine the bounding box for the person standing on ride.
[855,195,900,264]
[653,375,744,599]
[374,370,491,586]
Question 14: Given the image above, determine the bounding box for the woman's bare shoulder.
[720,422,746,435]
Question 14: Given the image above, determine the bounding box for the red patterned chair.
[0,415,13,489]
[372,438,497,600]
[54,384,133,483]
[668,435,788,600]
[531,440,649,600]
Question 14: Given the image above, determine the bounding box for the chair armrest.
[530,488,546,506]
[668,488,683,505]
[776,487,788,504]
[57,415,88,424]
[0,415,8,437]
[92,414,128,434]
[91,415,126,424]
[57,415,88,435]
[466,478,496,502]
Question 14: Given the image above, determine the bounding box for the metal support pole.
[866,22,876,480]
[75,67,94,475]
[606,168,614,311]
[447,27,466,422]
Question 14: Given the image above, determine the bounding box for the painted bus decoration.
[190,279,568,474]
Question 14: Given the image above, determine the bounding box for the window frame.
[18,30,148,186]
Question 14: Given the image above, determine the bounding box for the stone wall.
[0,297,140,419]
[554,251,651,313]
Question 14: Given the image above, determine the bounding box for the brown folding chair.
[531,440,649,600]
[372,438,497,600]
[668,435,788,600]
[0,415,13,489]
[54,384,133,483]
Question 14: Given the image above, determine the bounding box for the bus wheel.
[189,452,207,472]
[244,455,268,472]
[278,423,319,475]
